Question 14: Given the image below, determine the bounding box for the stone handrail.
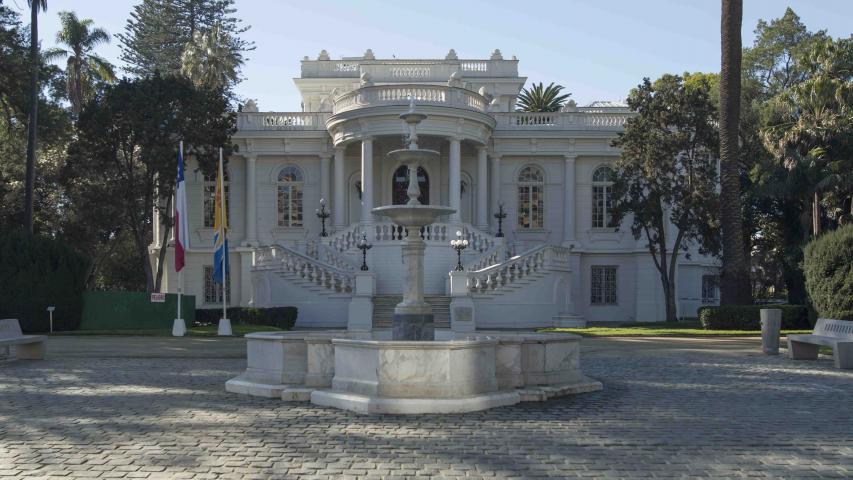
[465,242,507,271]
[467,245,571,294]
[333,84,488,115]
[327,222,497,252]
[301,59,519,79]
[237,112,330,131]
[254,244,354,294]
[493,111,632,130]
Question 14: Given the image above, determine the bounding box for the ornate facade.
[151,49,720,327]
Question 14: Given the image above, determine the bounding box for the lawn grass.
[49,324,283,337]
[541,320,813,337]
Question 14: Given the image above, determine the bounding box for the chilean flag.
[174,144,189,272]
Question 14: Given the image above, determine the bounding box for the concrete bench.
[0,319,46,360]
[787,318,853,369]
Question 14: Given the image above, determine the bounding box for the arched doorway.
[392,165,429,205]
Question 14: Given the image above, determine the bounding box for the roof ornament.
[317,49,330,60]
[448,70,463,88]
[363,48,375,60]
[360,71,374,87]
[561,99,578,112]
[242,99,258,112]
[445,49,458,60]
[490,49,503,60]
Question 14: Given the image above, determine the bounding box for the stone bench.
[0,319,46,360]
[787,318,853,369]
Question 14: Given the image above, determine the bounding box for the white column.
[333,146,345,228]
[319,152,331,209]
[360,137,374,225]
[490,154,502,231]
[449,137,462,224]
[244,154,258,245]
[476,146,488,228]
[563,154,577,245]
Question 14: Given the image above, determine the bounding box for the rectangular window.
[203,180,230,228]
[277,184,303,227]
[591,265,618,305]
[517,185,543,229]
[203,265,231,304]
[702,275,719,304]
[592,185,613,228]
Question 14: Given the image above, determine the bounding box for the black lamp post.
[451,230,469,271]
[494,201,507,238]
[315,198,330,237]
[357,232,372,271]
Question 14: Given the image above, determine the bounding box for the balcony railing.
[493,110,633,131]
[236,112,330,131]
[332,84,488,115]
[301,59,519,80]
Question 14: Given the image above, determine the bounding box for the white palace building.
[151,49,720,328]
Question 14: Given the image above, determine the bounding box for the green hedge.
[195,306,297,330]
[0,232,89,332]
[804,225,853,320]
[80,291,196,330]
[699,305,810,330]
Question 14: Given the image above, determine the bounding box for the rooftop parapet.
[300,56,520,81]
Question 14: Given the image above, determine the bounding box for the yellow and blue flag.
[213,150,229,284]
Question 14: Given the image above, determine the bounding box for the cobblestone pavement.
[1,336,851,479]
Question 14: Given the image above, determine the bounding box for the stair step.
[371,295,451,329]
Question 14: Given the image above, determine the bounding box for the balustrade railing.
[493,111,632,130]
[301,59,519,79]
[333,84,487,114]
[466,245,571,294]
[254,244,354,294]
[237,112,329,131]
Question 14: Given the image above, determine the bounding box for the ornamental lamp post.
[315,198,330,237]
[357,232,372,271]
[451,230,469,271]
[494,201,507,237]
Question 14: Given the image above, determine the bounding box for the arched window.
[203,169,229,228]
[592,166,616,228]
[517,165,544,229]
[392,165,429,205]
[277,166,304,227]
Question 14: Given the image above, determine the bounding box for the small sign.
[46,306,55,312]
[150,293,166,303]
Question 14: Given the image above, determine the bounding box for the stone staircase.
[372,295,452,329]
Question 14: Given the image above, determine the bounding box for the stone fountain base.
[226,330,602,414]
[392,313,434,341]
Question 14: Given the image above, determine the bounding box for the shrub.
[803,225,853,320]
[699,305,810,330]
[0,232,90,332]
[194,306,297,330]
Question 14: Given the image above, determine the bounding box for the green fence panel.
[80,291,196,330]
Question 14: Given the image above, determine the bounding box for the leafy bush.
[804,225,853,320]
[195,306,297,330]
[0,232,89,332]
[699,304,810,330]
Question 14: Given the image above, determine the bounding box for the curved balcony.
[333,84,488,115]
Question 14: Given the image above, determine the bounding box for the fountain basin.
[226,330,602,414]
[371,204,455,227]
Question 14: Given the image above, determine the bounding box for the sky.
[18,0,853,111]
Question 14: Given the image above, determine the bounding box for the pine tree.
[118,0,252,79]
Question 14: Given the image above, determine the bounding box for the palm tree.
[516,82,571,112]
[180,25,240,90]
[44,11,116,115]
[719,0,752,304]
[24,0,47,234]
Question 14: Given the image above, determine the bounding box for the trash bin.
[760,308,782,355]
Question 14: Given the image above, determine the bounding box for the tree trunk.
[719,0,752,305]
[812,191,821,236]
[24,2,39,234]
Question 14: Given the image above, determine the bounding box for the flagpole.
[217,147,232,336]
[176,140,183,324]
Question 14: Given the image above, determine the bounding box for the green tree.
[67,75,235,292]
[24,0,47,234]
[611,74,721,322]
[516,82,571,112]
[180,24,241,90]
[118,0,252,83]
[44,11,116,115]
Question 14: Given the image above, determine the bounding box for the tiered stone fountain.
[372,103,454,341]
[226,102,602,414]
